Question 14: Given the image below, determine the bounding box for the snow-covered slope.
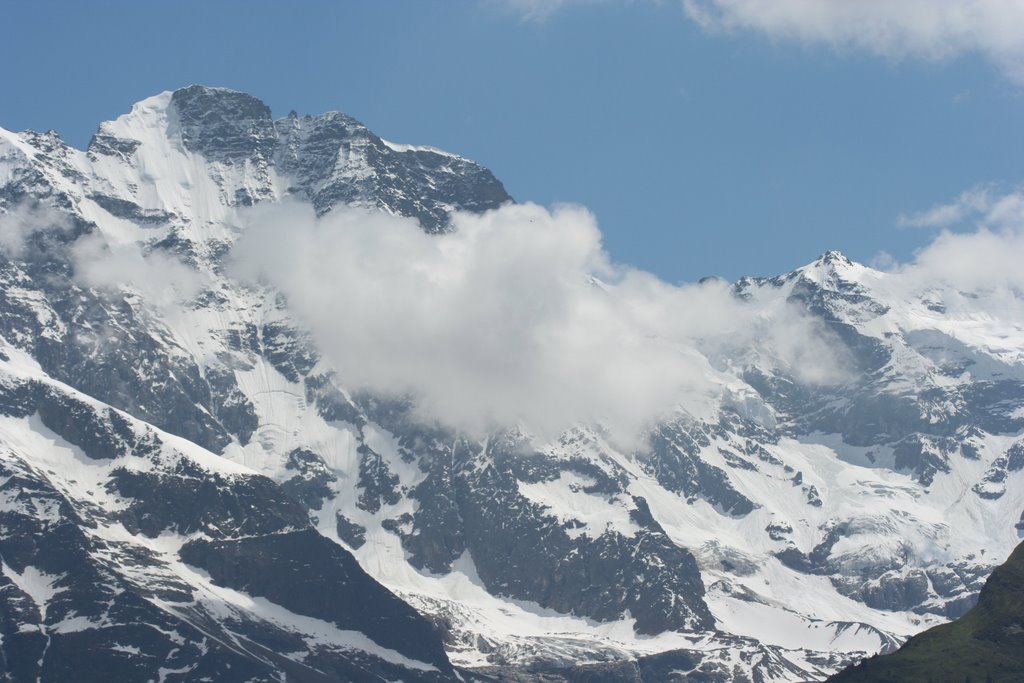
[1,86,1022,683]
[0,343,454,682]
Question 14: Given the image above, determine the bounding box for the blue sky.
[2,0,1021,282]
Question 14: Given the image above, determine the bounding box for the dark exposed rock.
[275,109,510,232]
[892,434,953,486]
[87,193,175,226]
[0,442,453,682]
[280,447,337,509]
[110,461,309,539]
[453,442,715,635]
[1007,441,1024,471]
[170,86,277,164]
[766,522,793,541]
[260,320,318,383]
[305,373,366,426]
[86,133,140,160]
[203,365,258,445]
[356,443,402,513]
[403,440,468,573]
[0,462,293,683]
[0,379,159,461]
[641,420,755,517]
[846,569,932,612]
[336,514,367,549]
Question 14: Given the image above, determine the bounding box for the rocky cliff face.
[1,86,1022,682]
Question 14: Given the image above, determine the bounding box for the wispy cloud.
[498,0,1024,83]
[682,0,1024,83]
[890,185,1024,293]
[71,234,211,310]
[897,184,1024,231]
[495,0,618,22]
[0,201,73,258]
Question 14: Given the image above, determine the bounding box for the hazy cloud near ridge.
[230,201,847,442]
[71,234,211,310]
[0,202,72,257]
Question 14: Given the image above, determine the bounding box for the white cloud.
[0,201,209,309]
[897,187,991,230]
[905,226,1024,293]
[897,184,1024,231]
[890,186,1024,293]
[683,0,1024,82]
[231,200,846,442]
[868,250,897,272]
[499,0,1024,83]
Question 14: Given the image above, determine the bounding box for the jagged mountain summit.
[1,86,1023,682]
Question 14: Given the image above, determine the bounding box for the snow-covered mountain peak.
[793,250,875,289]
[87,86,512,233]
[817,249,853,267]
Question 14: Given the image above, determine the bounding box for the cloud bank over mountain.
[229,201,847,441]
[225,184,1024,441]
[7,185,1023,444]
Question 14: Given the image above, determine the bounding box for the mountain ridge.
[1,86,1023,682]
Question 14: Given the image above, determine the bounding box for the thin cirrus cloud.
[496,0,634,22]
[502,0,1024,84]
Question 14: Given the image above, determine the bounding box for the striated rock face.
[171,85,279,164]
[2,86,1024,682]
